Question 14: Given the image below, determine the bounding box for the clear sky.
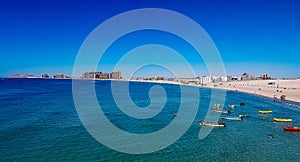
[0,0,299,78]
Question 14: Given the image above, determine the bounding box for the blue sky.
[0,0,299,78]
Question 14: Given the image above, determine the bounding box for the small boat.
[240,102,245,106]
[211,109,230,114]
[173,114,178,117]
[283,126,300,131]
[238,114,249,118]
[213,104,221,108]
[221,116,242,120]
[274,118,292,122]
[259,110,272,114]
[199,121,226,127]
[228,104,236,109]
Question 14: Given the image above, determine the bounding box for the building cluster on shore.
[81,71,121,80]
[7,73,74,79]
[6,71,300,105]
[6,71,122,80]
[126,73,271,85]
[6,72,270,84]
[227,73,271,81]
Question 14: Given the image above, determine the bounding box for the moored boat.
[199,121,226,127]
[228,104,236,109]
[239,114,249,118]
[274,118,292,122]
[211,109,230,114]
[259,110,272,114]
[221,116,242,120]
[213,104,221,108]
[283,126,300,131]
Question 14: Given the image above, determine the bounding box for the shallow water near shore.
[1,78,300,161]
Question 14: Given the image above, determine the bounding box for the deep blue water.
[1,78,300,161]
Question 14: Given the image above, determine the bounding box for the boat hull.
[199,121,226,127]
[259,110,272,114]
[211,109,230,114]
[221,117,242,120]
[213,104,221,108]
[274,118,292,122]
[239,114,249,118]
[283,127,300,131]
[228,104,236,109]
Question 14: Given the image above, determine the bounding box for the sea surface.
[1,78,300,161]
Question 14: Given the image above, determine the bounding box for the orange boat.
[283,126,300,131]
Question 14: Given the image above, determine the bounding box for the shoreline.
[105,79,300,107]
[205,79,300,107]
[114,79,300,107]
[3,77,300,107]
[222,86,300,108]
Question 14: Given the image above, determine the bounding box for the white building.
[199,76,212,85]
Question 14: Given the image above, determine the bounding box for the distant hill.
[6,74,38,78]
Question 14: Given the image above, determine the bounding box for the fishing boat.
[228,104,236,109]
[259,110,272,114]
[274,118,292,122]
[199,121,226,127]
[211,109,230,114]
[221,116,242,120]
[239,114,249,118]
[213,104,221,108]
[283,126,300,131]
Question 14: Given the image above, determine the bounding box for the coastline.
[205,79,300,107]
[112,79,300,107]
[3,77,300,107]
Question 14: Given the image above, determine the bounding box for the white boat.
[228,104,236,109]
[211,109,230,114]
[199,121,226,127]
[239,114,249,118]
[221,116,242,120]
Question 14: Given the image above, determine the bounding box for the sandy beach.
[95,78,300,104]
[206,79,300,103]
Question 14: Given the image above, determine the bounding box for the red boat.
[199,121,226,127]
[283,126,300,131]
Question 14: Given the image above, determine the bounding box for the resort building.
[227,75,238,81]
[156,76,165,80]
[260,74,271,80]
[241,73,250,80]
[198,76,212,85]
[52,74,65,78]
[111,71,121,79]
[211,76,228,82]
[41,74,49,78]
[82,71,121,80]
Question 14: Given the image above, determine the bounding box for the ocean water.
[1,78,300,161]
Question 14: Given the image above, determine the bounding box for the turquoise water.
[1,78,300,161]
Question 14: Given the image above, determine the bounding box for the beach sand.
[206,79,300,103]
[106,78,300,104]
